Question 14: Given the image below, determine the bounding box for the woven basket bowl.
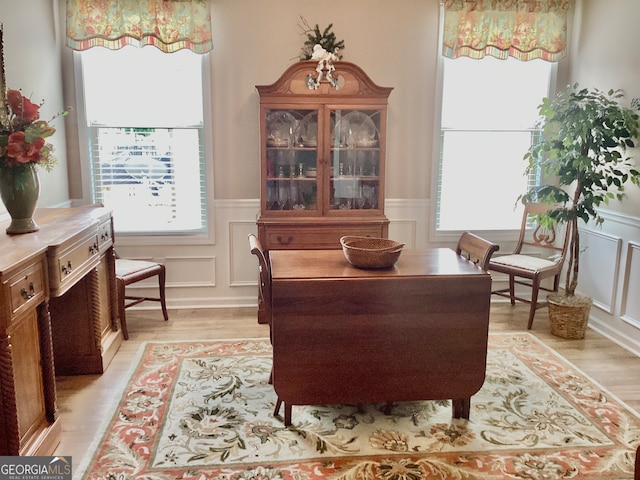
[340,236,405,269]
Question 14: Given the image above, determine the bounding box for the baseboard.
[588,317,640,358]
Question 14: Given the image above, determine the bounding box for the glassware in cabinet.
[330,109,381,211]
[264,108,319,212]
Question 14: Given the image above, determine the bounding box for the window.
[435,56,553,232]
[79,46,209,234]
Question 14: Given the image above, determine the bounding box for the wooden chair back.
[488,202,571,329]
[514,202,570,264]
[456,231,499,271]
[248,234,271,326]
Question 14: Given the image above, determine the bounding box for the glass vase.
[0,163,40,234]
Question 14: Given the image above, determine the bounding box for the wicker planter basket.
[340,236,405,269]
[547,293,592,340]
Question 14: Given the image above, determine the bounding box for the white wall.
[2,0,442,318]
[569,0,640,215]
[57,0,442,312]
[567,0,640,355]
[0,0,70,209]
[61,0,441,203]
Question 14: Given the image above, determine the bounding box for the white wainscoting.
[386,199,431,249]
[116,199,431,310]
[577,229,622,314]
[621,242,640,331]
[579,210,640,357]
[116,199,640,356]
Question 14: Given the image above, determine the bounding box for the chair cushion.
[490,254,556,272]
[116,259,161,277]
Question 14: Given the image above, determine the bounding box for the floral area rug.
[77,334,640,479]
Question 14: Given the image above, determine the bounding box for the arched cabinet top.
[256,61,393,102]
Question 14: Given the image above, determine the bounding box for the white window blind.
[436,56,552,231]
[80,46,208,234]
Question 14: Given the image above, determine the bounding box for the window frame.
[429,8,557,245]
[72,49,215,246]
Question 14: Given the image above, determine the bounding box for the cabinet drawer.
[8,261,46,318]
[49,232,100,296]
[264,224,386,250]
[97,219,113,251]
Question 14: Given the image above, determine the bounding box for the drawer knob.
[276,235,294,246]
[21,282,36,300]
[62,260,73,275]
[90,242,99,254]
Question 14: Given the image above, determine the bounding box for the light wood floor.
[53,303,640,468]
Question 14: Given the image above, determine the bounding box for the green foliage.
[520,84,640,296]
[298,16,345,60]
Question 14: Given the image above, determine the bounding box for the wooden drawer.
[263,224,386,250]
[49,232,100,297]
[7,260,46,319]
[97,219,113,252]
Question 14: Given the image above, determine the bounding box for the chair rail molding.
[115,199,640,357]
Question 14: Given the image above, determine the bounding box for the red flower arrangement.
[0,89,67,171]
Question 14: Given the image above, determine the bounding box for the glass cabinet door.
[264,109,319,212]
[329,109,382,211]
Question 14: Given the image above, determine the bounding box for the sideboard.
[0,206,122,456]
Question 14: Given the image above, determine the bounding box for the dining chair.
[488,203,570,330]
[248,234,283,416]
[115,254,169,340]
[456,231,499,270]
[248,234,271,327]
[635,443,640,480]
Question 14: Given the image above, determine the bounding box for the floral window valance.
[66,0,213,54]
[442,0,572,61]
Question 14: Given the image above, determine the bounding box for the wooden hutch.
[256,61,393,250]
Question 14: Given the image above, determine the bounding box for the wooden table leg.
[284,404,292,426]
[452,398,471,419]
[273,396,292,426]
[274,398,282,417]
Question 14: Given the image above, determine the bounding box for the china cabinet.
[256,61,393,250]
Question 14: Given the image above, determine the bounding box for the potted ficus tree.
[520,84,640,339]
